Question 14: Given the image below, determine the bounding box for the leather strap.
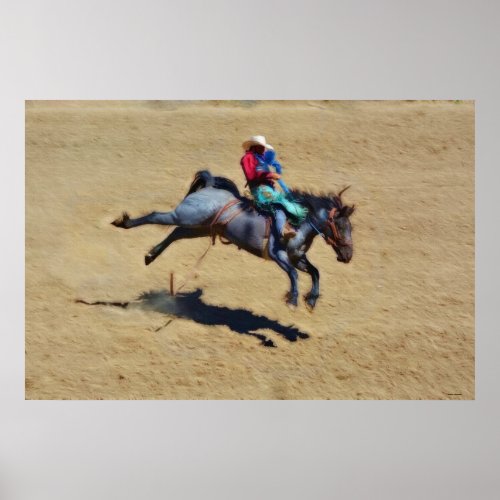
[210,199,242,245]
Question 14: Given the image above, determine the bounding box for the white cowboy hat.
[242,135,273,151]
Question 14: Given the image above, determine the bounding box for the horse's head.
[310,185,355,263]
[323,201,355,263]
[292,187,355,263]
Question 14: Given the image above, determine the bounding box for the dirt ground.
[25,100,474,399]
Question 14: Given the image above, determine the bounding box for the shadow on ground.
[77,288,310,347]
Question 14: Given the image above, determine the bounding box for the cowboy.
[240,135,307,240]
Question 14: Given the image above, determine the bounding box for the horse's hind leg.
[292,256,320,310]
[112,190,234,230]
[112,210,179,229]
[145,227,211,265]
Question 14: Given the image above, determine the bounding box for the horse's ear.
[341,205,355,217]
[338,185,351,198]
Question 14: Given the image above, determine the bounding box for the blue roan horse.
[112,170,354,310]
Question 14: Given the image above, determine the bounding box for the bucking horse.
[112,170,354,310]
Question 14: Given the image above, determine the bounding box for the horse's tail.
[185,170,215,197]
[185,170,241,199]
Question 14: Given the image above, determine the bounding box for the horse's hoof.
[111,212,129,228]
[284,292,298,310]
[304,299,316,312]
[304,294,318,312]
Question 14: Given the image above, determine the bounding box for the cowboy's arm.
[270,159,283,175]
[263,149,283,175]
[268,158,289,192]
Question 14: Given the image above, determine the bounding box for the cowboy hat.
[242,135,273,151]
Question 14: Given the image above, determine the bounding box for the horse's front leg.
[268,237,299,309]
[292,255,320,311]
[111,210,179,229]
[145,227,211,265]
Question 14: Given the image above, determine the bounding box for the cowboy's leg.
[274,207,298,240]
[272,209,287,238]
[252,186,295,239]
[268,234,299,307]
[145,227,211,265]
[279,197,308,223]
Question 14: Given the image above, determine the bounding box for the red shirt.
[240,151,274,188]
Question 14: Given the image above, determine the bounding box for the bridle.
[324,207,341,248]
[309,207,351,250]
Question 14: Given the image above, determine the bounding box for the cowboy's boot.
[282,221,297,240]
[275,210,296,240]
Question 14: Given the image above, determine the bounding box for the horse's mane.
[290,189,345,212]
